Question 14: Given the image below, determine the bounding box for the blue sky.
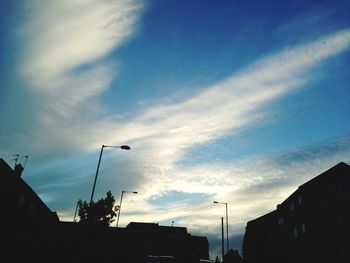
[1,0,350,258]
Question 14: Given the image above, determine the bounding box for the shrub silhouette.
[78,191,117,227]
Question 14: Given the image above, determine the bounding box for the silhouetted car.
[144,255,177,263]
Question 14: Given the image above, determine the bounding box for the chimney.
[14,163,24,177]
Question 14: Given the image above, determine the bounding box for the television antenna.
[21,155,29,168]
[12,154,19,168]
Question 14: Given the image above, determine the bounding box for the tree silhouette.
[78,191,117,227]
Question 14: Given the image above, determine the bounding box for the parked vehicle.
[144,255,177,263]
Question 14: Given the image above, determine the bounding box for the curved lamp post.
[116,190,138,227]
[73,200,81,222]
[89,144,131,205]
[214,201,229,253]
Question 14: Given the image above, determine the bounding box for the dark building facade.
[55,221,209,263]
[223,249,243,263]
[0,158,209,263]
[121,222,209,263]
[0,158,59,224]
[0,158,59,261]
[243,162,350,263]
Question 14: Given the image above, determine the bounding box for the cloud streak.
[18,18,350,204]
[119,135,350,256]
[12,2,350,255]
[99,29,350,197]
[4,0,350,258]
[20,0,142,121]
[18,0,350,160]
[111,28,350,146]
[21,0,141,85]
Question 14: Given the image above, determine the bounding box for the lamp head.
[120,145,131,150]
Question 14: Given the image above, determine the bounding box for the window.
[278,217,284,225]
[330,185,336,194]
[28,203,36,214]
[17,194,25,208]
[292,228,298,239]
[298,196,302,205]
[313,221,320,229]
[289,202,295,211]
[301,223,306,233]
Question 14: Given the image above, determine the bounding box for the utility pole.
[225,203,229,252]
[221,217,224,262]
[73,200,81,222]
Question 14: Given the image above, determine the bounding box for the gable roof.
[299,161,350,189]
[280,162,350,206]
[0,158,59,224]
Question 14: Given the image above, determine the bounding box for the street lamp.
[73,200,81,222]
[214,201,229,253]
[89,144,131,205]
[116,190,138,227]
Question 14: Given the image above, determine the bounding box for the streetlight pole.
[221,217,224,262]
[89,144,131,205]
[73,200,81,222]
[116,190,138,227]
[214,201,229,253]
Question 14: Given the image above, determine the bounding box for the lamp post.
[221,217,224,262]
[89,144,131,205]
[214,201,229,253]
[116,190,138,227]
[73,200,81,222]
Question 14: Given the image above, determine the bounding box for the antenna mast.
[12,154,19,169]
[21,155,29,168]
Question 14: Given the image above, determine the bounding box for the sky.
[1,0,350,259]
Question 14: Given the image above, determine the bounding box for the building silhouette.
[0,158,59,261]
[54,220,209,263]
[243,162,350,263]
[118,222,208,263]
[0,158,209,262]
[223,249,243,263]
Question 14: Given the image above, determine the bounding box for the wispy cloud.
[100,29,350,196]
[17,0,350,159]
[19,0,142,125]
[110,28,350,145]
[8,2,350,257]
[275,2,344,41]
[94,29,350,249]
[21,0,141,87]
[129,134,350,224]
[19,22,350,204]
[117,135,350,256]
[11,0,142,155]
[12,0,350,250]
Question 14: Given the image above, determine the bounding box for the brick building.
[0,158,208,263]
[243,162,350,263]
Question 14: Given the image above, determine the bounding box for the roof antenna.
[12,154,19,168]
[21,155,29,168]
